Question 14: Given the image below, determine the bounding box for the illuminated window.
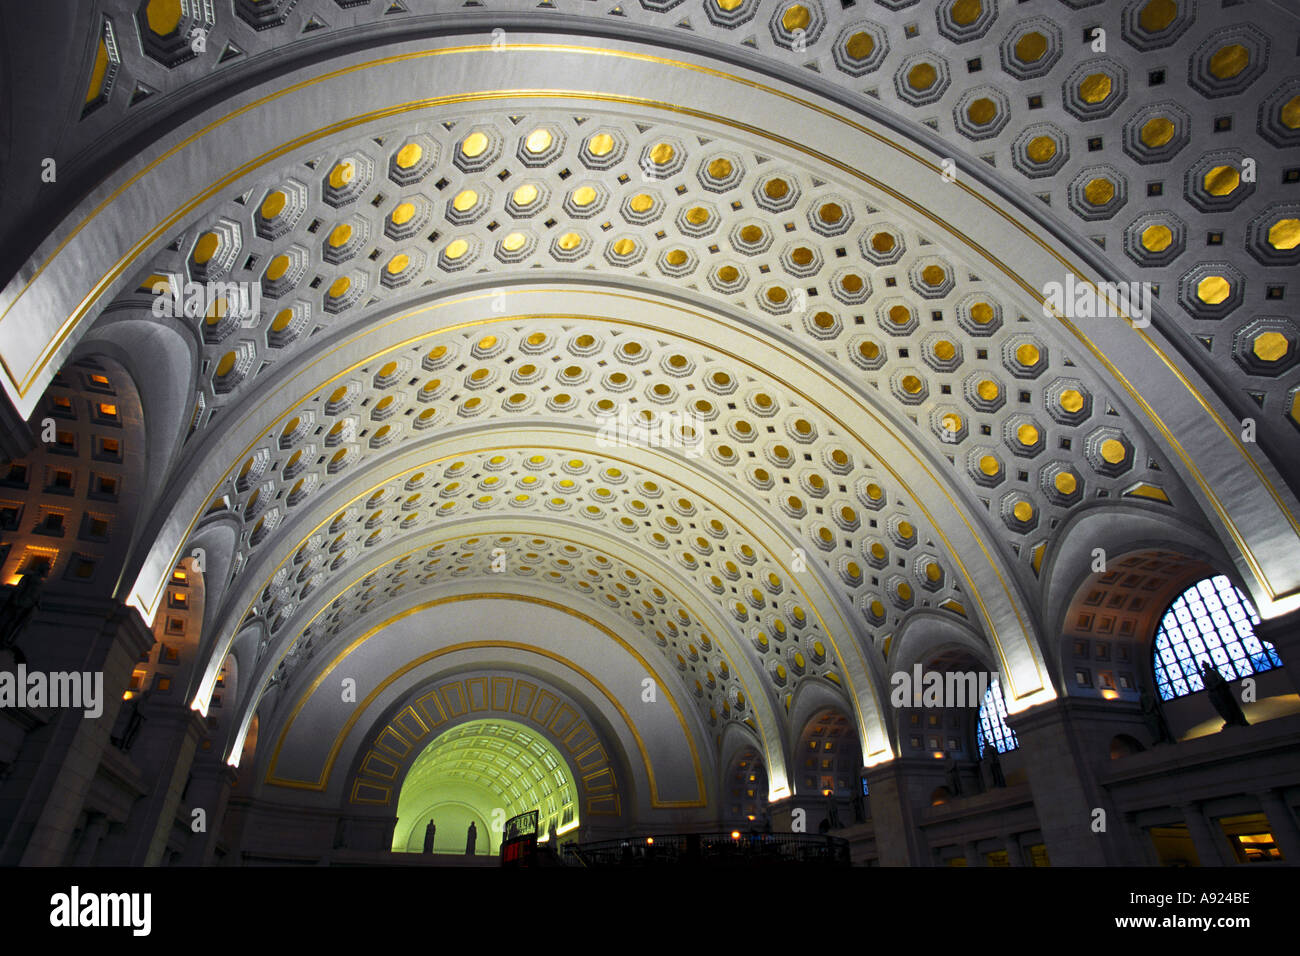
[1152,575,1281,700]
[976,677,1019,757]
[95,437,121,461]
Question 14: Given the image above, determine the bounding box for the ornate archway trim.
[263,593,708,807]
[347,676,620,819]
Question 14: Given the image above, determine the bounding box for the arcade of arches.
[0,0,1298,867]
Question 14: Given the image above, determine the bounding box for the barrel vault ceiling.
[1,0,1298,786]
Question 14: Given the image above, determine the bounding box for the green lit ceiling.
[394,718,577,852]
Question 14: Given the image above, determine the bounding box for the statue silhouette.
[1199,660,1249,728]
[0,574,41,665]
[983,736,1005,789]
[423,819,436,854]
[1140,690,1175,745]
[945,757,963,797]
[465,820,477,855]
[824,791,842,830]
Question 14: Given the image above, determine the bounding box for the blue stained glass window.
[977,677,1019,757]
[1152,575,1281,701]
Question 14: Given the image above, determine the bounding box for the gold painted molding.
[263,593,708,807]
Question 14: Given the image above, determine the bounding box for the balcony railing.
[564,831,850,867]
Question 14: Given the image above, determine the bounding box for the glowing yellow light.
[649,142,675,165]
[1204,165,1240,197]
[524,128,552,153]
[1197,275,1230,304]
[1141,117,1175,148]
[1100,438,1127,464]
[395,142,423,169]
[845,31,874,60]
[1267,218,1300,250]
[460,132,489,157]
[1141,224,1173,252]
[1015,31,1047,62]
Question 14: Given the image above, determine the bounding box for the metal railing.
[563,831,850,867]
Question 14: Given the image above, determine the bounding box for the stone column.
[863,760,928,865]
[1256,789,1300,864]
[1181,802,1228,866]
[1003,833,1024,867]
[71,812,110,866]
[0,590,153,865]
[1006,698,1133,866]
[964,840,981,867]
[767,793,825,836]
[95,698,209,865]
[1126,813,1161,866]
[175,752,238,865]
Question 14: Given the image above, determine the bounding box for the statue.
[824,791,842,830]
[945,757,963,797]
[423,819,436,854]
[1200,660,1249,728]
[851,789,867,824]
[547,821,558,846]
[112,689,148,752]
[983,736,1005,789]
[0,574,41,664]
[1140,690,1175,745]
[465,820,477,855]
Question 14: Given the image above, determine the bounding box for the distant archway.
[392,718,579,855]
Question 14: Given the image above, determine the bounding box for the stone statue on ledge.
[850,788,867,824]
[1200,660,1250,728]
[423,818,436,854]
[983,736,1005,789]
[825,791,842,830]
[1140,690,1175,745]
[0,574,41,665]
[944,757,963,797]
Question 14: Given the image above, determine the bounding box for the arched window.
[1152,575,1281,700]
[976,677,1018,757]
